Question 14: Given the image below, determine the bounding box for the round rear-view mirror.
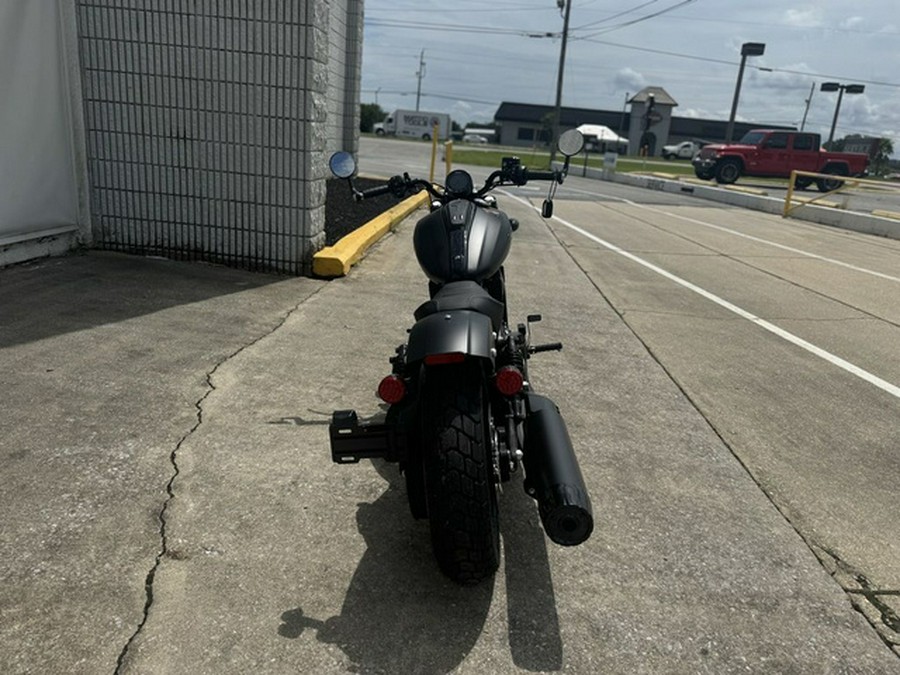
[557,129,585,157]
[329,151,357,179]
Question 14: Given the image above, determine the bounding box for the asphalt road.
[1,136,898,673]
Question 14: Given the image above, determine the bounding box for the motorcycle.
[327,130,593,584]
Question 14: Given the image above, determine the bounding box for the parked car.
[662,140,701,160]
[462,133,488,144]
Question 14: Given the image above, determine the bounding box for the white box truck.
[373,109,451,140]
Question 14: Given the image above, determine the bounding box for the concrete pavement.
[2,203,898,673]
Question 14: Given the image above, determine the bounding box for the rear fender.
[406,310,494,364]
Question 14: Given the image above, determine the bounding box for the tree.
[871,138,895,177]
[360,103,386,133]
[832,134,895,177]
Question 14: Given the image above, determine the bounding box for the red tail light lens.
[495,366,524,396]
[424,352,466,366]
[377,375,406,404]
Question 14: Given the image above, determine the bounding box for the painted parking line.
[503,190,900,401]
[560,185,900,284]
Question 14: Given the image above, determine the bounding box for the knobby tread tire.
[423,364,499,584]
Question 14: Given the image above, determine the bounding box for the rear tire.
[423,364,499,584]
[816,165,848,192]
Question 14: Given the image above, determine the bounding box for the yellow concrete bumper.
[312,191,430,278]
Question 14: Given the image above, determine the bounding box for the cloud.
[613,67,646,93]
[839,16,865,30]
[784,7,823,28]
[747,63,815,91]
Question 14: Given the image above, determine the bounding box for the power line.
[572,0,698,38]
[575,37,900,90]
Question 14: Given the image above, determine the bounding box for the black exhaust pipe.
[522,394,593,546]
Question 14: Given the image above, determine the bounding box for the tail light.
[495,366,524,396]
[424,352,466,366]
[377,375,406,404]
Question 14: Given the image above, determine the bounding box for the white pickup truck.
[662,141,700,160]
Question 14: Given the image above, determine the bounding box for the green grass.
[450,147,698,176]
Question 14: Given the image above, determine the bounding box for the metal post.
[820,82,864,149]
[800,82,814,131]
[827,87,845,148]
[725,53,748,143]
[725,42,765,143]
[549,0,572,167]
[415,49,425,111]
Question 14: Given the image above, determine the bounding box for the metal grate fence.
[76,1,330,274]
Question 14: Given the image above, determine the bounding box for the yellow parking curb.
[722,184,768,196]
[872,209,900,221]
[313,191,429,278]
[792,196,842,209]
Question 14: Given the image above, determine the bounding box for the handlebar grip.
[525,169,560,181]
[356,184,393,200]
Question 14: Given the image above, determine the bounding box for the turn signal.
[377,375,406,404]
[495,366,524,396]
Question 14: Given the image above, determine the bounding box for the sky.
[359,0,900,150]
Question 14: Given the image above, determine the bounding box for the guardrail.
[784,170,900,218]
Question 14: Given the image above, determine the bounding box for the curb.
[561,163,900,241]
[313,191,430,277]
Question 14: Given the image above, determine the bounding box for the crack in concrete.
[113,283,326,673]
[815,546,900,641]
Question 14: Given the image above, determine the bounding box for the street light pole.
[821,82,865,148]
[725,42,765,143]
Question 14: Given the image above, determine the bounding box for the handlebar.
[351,164,563,203]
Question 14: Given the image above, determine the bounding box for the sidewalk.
[0,251,325,673]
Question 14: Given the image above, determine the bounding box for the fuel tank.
[413,199,512,284]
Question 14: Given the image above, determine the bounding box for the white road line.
[561,185,900,284]
[503,191,900,401]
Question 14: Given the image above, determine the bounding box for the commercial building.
[494,87,795,156]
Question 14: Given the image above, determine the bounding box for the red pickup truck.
[692,129,869,191]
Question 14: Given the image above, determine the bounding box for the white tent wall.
[0,1,90,266]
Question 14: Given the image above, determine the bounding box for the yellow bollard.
[784,170,797,217]
[444,140,453,178]
[429,123,439,183]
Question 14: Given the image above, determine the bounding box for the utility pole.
[550,0,572,166]
[415,50,425,111]
[800,82,814,131]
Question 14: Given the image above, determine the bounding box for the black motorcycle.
[328,130,593,584]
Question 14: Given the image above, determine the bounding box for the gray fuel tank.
[413,200,512,284]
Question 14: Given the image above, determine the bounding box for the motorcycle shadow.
[500,483,564,671]
[279,459,562,672]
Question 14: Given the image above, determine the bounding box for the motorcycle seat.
[414,280,504,330]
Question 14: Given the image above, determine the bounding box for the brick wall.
[76,0,361,275]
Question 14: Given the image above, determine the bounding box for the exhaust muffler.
[522,394,593,546]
